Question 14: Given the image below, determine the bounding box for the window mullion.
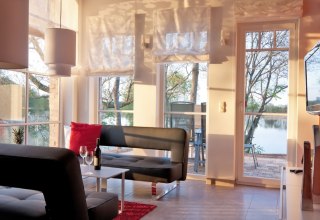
[25,73,29,144]
[273,30,277,48]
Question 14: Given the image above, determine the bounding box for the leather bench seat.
[0,186,118,220]
[101,153,183,183]
[98,126,189,185]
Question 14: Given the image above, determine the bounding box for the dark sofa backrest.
[100,125,189,180]
[0,144,89,220]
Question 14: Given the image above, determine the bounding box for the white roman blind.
[29,0,78,36]
[153,7,211,63]
[235,0,303,21]
[87,12,135,76]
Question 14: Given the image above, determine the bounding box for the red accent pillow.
[69,122,102,155]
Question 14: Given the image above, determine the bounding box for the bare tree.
[190,63,199,103]
[112,77,121,125]
[100,76,134,125]
[244,30,289,144]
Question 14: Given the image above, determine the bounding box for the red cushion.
[69,122,102,155]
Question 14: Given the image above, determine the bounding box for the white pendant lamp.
[44,0,76,77]
[0,0,29,69]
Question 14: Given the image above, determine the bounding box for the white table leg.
[96,177,101,192]
[104,178,108,192]
[121,172,125,213]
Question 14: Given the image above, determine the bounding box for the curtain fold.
[86,10,135,76]
[153,7,211,63]
[29,0,78,37]
[235,0,303,21]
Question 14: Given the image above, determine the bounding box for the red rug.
[114,201,157,220]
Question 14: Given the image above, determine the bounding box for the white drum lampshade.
[45,28,76,76]
[0,0,29,69]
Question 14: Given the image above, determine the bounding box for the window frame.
[235,21,298,187]
[0,35,61,146]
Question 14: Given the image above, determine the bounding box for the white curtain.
[29,0,78,37]
[235,0,303,20]
[153,7,211,63]
[87,11,134,76]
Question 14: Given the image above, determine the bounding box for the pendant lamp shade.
[44,28,76,76]
[0,0,29,69]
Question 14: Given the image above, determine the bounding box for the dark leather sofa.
[0,144,118,220]
[99,125,189,198]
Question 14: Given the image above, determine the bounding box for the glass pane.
[28,124,49,146]
[99,112,133,126]
[199,31,208,51]
[260,31,274,49]
[0,126,24,144]
[166,33,178,51]
[245,32,259,49]
[163,62,207,175]
[164,62,207,111]
[28,35,48,73]
[28,74,51,122]
[276,30,289,48]
[245,115,287,152]
[0,70,26,123]
[245,51,288,113]
[178,32,194,50]
[244,115,286,179]
[99,76,133,111]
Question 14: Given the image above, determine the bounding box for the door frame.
[235,21,298,187]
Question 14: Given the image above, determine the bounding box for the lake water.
[248,117,287,154]
[253,126,287,154]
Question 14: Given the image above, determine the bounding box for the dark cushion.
[86,191,118,220]
[0,186,119,220]
[0,187,47,220]
[101,153,183,183]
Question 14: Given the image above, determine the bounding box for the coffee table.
[81,166,129,213]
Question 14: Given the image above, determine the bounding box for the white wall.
[297,0,320,165]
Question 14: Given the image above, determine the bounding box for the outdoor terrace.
[188,154,286,180]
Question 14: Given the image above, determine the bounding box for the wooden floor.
[83,177,280,220]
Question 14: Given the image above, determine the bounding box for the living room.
[0,0,320,219]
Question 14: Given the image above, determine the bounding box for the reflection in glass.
[0,70,26,123]
[28,74,50,122]
[28,124,49,146]
[0,126,24,144]
[99,75,133,127]
[99,112,133,126]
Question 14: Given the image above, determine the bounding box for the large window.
[98,76,134,126]
[0,35,60,146]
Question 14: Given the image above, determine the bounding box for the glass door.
[236,22,297,186]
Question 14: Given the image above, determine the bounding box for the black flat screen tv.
[305,42,320,115]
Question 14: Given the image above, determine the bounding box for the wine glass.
[85,151,94,174]
[79,146,87,166]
